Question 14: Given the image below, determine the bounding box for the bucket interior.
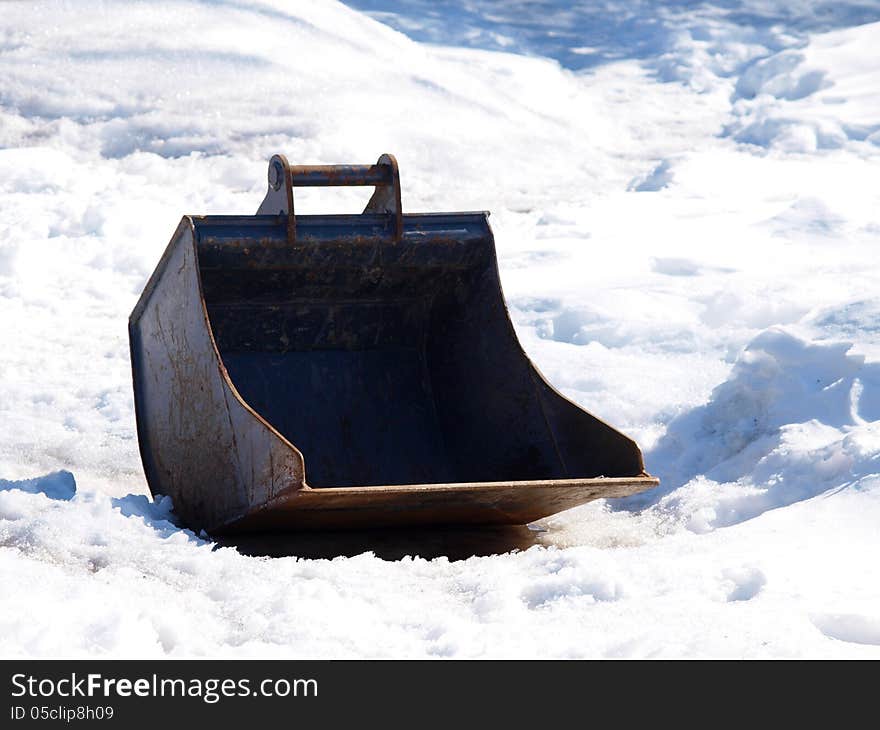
[197,217,643,488]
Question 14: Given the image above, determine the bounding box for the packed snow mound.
[729,21,880,152]
[549,328,880,537]
[652,328,880,488]
[2,0,880,657]
[640,328,880,531]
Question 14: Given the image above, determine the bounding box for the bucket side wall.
[426,255,645,481]
[129,218,304,531]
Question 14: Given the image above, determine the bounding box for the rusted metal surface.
[129,218,305,531]
[256,153,402,243]
[129,154,658,535]
[221,477,658,533]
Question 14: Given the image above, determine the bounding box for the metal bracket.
[256,154,296,241]
[256,153,403,243]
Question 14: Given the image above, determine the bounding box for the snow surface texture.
[1,0,880,657]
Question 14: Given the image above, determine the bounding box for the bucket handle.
[256,153,403,243]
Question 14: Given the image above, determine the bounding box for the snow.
[1,0,879,657]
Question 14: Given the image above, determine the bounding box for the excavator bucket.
[129,154,658,534]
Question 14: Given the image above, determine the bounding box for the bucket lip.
[301,474,660,495]
[212,474,660,534]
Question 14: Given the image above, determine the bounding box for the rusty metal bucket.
[129,154,657,534]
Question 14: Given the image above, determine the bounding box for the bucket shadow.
[214,524,542,561]
[0,470,76,500]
